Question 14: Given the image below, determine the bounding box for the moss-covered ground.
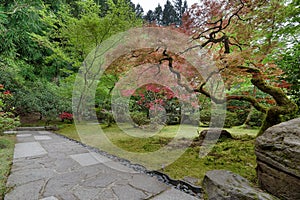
[57,124,258,185]
[0,135,15,199]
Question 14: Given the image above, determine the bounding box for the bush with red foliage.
[59,112,73,123]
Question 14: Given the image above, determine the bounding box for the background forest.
[0,0,299,131]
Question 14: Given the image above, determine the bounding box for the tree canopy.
[0,0,142,124]
[102,0,299,134]
[0,0,298,134]
[182,0,299,134]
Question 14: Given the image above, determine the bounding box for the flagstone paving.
[5,130,201,200]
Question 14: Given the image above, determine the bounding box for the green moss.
[0,135,15,199]
[55,124,80,141]
[164,139,257,185]
[57,124,258,185]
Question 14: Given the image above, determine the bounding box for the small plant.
[59,112,73,123]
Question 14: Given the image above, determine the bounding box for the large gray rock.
[255,118,300,200]
[202,170,277,200]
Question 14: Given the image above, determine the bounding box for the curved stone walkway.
[5,130,200,200]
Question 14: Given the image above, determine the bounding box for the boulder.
[202,170,278,200]
[198,129,233,140]
[255,118,300,200]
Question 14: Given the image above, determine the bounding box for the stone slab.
[3,130,18,134]
[73,186,104,200]
[90,152,113,163]
[40,197,59,200]
[4,179,44,200]
[129,174,168,194]
[152,188,199,200]
[113,184,148,200]
[17,134,32,137]
[90,153,137,173]
[6,168,55,186]
[34,135,52,140]
[14,142,47,158]
[70,153,102,167]
[38,131,52,135]
[255,118,300,200]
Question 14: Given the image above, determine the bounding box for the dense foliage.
[99,0,299,135]
[126,84,182,126]
[0,0,142,124]
[0,84,20,134]
[181,0,299,134]
[0,0,298,133]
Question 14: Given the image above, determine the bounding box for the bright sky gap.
[131,0,200,12]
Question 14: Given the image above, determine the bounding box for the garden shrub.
[95,107,106,122]
[0,84,20,134]
[199,109,211,125]
[246,109,265,127]
[198,109,240,128]
[0,113,20,134]
[130,111,150,126]
[227,100,251,125]
[95,107,115,126]
[224,111,239,128]
[59,112,73,123]
[166,113,181,125]
[231,108,249,125]
[122,84,184,126]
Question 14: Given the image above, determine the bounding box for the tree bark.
[250,70,298,135]
[198,66,298,136]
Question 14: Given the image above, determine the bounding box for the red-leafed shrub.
[59,112,73,123]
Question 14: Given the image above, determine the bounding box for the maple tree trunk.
[259,108,282,135]
[251,76,298,136]
[258,104,298,136]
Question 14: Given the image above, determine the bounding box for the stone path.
[5,130,200,200]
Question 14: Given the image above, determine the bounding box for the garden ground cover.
[57,124,258,185]
[0,135,15,199]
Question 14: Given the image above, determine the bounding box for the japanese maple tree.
[180,0,298,135]
[105,0,298,136]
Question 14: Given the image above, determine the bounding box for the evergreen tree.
[154,4,163,25]
[162,0,177,26]
[134,3,144,18]
[144,10,155,23]
[173,0,187,25]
